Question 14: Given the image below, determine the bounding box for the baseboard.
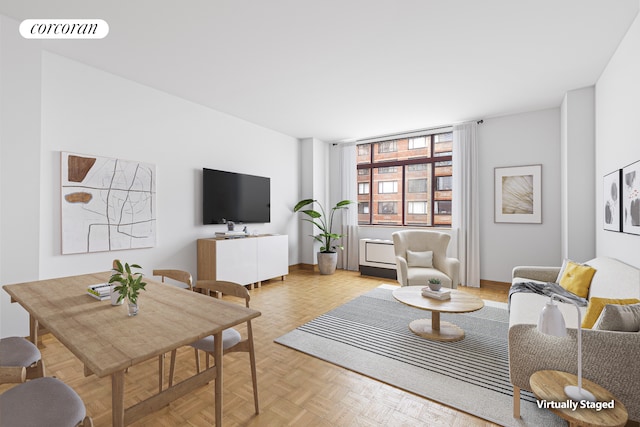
[289,263,316,271]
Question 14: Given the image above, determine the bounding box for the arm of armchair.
[512,266,560,283]
[395,256,408,286]
[439,258,460,288]
[509,324,640,421]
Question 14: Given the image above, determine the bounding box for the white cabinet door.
[257,235,289,281]
[215,238,258,285]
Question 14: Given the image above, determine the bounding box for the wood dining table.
[3,271,261,427]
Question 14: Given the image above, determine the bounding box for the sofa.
[508,256,640,422]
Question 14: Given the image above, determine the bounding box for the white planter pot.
[317,252,338,275]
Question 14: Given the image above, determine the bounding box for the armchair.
[392,230,460,288]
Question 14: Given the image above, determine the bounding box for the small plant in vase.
[428,278,442,291]
[110,260,147,316]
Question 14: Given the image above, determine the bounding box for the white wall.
[38,52,301,279]
[478,108,562,282]
[561,87,595,262]
[0,16,42,337]
[298,137,330,264]
[595,11,640,269]
[1,37,301,336]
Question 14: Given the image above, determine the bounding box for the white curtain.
[338,143,359,270]
[452,122,480,287]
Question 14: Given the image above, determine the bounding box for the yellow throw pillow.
[559,261,596,298]
[582,297,640,329]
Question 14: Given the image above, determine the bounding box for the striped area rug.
[275,286,563,427]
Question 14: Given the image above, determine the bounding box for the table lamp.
[537,294,596,402]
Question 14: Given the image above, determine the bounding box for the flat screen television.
[202,168,270,224]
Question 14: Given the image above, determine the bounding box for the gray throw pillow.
[593,303,640,332]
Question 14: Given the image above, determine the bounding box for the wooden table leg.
[29,316,39,346]
[158,354,164,392]
[112,370,125,427]
[431,311,440,331]
[215,331,223,427]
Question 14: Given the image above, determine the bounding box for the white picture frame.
[61,151,157,254]
[622,160,640,235]
[494,164,542,224]
[603,169,622,232]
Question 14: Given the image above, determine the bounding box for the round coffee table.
[530,370,628,427]
[392,286,484,342]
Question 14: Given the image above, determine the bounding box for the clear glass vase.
[127,300,139,316]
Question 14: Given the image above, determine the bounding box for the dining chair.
[153,268,194,392]
[0,336,45,382]
[0,376,93,426]
[168,280,259,415]
[153,269,193,291]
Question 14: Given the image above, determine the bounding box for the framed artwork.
[622,160,640,235]
[603,169,622,232]
[61,152,157,254]
[494,164,542,224]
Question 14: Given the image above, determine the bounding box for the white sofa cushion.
[587,257,640,299]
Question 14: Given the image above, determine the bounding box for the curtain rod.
[334,119,484,145]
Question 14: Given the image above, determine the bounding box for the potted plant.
[110,260,147,316]
[294,198,354,275]
[428,278,442,291]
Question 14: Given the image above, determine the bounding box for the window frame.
[356,131,452,227]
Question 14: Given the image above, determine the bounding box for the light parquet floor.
[1,269,508,427]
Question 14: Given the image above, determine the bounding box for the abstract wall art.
[61,152,157,254]
[603,169,622,232]
[622,160,640,235]
[494,164,542,224]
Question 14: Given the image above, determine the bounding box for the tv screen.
[203,168,270,224]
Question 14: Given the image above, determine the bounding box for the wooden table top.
[392,286,484,314]
[3,272,260,378]
[530,370,628,427]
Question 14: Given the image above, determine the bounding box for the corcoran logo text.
[20,19,109,39]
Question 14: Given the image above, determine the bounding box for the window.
[407,178,427,193]
[356,131,453,226]
[378,141,397,153]
[378,181,398,194]
[408,136,427,149]
[435,200,451,215]
[377,166,397,174]
[407,163,428,172]
[407,201,428,214]
[358,182,370,195]
[378,202,397,214]
[436,176,452,191]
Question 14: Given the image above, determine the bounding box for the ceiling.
[1,0,638,142]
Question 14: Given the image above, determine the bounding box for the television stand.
[197,234,288,288]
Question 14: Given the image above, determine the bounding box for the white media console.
[197,234,288,288]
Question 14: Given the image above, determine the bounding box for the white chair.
[0,377,93,426]
[392,230,460,288]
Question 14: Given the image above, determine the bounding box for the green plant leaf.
[294,199,315,212]
[300,209,321,218]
